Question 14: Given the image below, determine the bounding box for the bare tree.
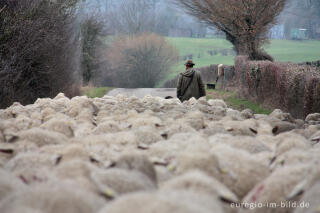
[105,33,178,88]
[176,0,287,61]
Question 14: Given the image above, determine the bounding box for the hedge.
[235,56,320,118]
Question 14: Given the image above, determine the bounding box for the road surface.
[107,88,177,98]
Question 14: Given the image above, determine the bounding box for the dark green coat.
[177,68,206,102]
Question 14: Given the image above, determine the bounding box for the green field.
[159,37,320,86]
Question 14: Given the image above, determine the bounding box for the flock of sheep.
[0,93,319,213]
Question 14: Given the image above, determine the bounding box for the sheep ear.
[272,126,279,135]
[101,187,117,200]
[54,155,63,166]
[5,134,19,143]
[90,156,100,164]
[218,191,239,204]
[104,160,116,168]
[89,154,101,164]
[269,156,277,166]
[311,136,320,146]
[249,128,258,134]
[151,157,169,166]
[0,148,14,155]
[287,179,307,200]
[137,143,149,150]
[161,132,168,139]
[219,196,238,205]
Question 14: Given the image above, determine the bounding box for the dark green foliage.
[80,16,107,85]
[0,0,81,109]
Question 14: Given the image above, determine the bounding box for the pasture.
[160,37,320,86]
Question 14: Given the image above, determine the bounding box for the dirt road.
[107,88,177,98]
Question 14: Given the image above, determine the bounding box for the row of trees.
[86,0,208,37]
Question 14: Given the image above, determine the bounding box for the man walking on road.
[177,60,206,102]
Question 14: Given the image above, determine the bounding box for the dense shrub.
[235,56,320,118]
[105,33,178,88]
[80,15,108,85]
[0,0,81,109]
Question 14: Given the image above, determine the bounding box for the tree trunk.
[225,32,273,61]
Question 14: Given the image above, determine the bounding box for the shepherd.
[177,60,206,102]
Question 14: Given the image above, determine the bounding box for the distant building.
[291,28,308,40]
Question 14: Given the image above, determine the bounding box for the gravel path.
[107,88,177,98]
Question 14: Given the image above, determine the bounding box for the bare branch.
[0,5,6,14]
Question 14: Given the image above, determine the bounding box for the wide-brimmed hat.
[184,59,195,66]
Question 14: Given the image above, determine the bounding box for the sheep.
[0,120,21,142]
[209,134,271,154]
[269,109,295,123]
[0,182,105,213]
[90,168,157,198]
[175,110,206,130]
[269,148,319,170]
[161,170,239,213]
[0,169,26,202]
[2,89,319,213]
[310,130,320,145]
[40,118,75,138]
[49,144,103,166]
[174,151,221,180]
[127,113,163,129]
[115,154,157,184]
[293,181,320,213]
[35,97,66,112]
[226,108,244,121]
[70,131,138,148]
[241,109,254,119]
[10,167,57,186]
[210,144,271,199]
[4,152,57,172]
[284,162,320,202]
[208,99,227,108]
[160,122,197,139]
[270,120,297,135]
[216,118,273,136]
[67,96,99,118]
[98,190,224,213]
[40,107,58,123]
[274,132,311,156]
[133,126,163,145]
[16,128,68,147]
[93,120,121,134]
[73,122,95,137]
[0,126,4,143]
[146,133,210,160]
[29,111,42,128]
[14,114,33,131]
[54,159,102,194]
[201,124,229,137]
[239,164,312,213]
[0,109,11,120]
[5,102,28,118]
[161,170,239,204]
[305,113,320,124]
[153,165,174,186]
